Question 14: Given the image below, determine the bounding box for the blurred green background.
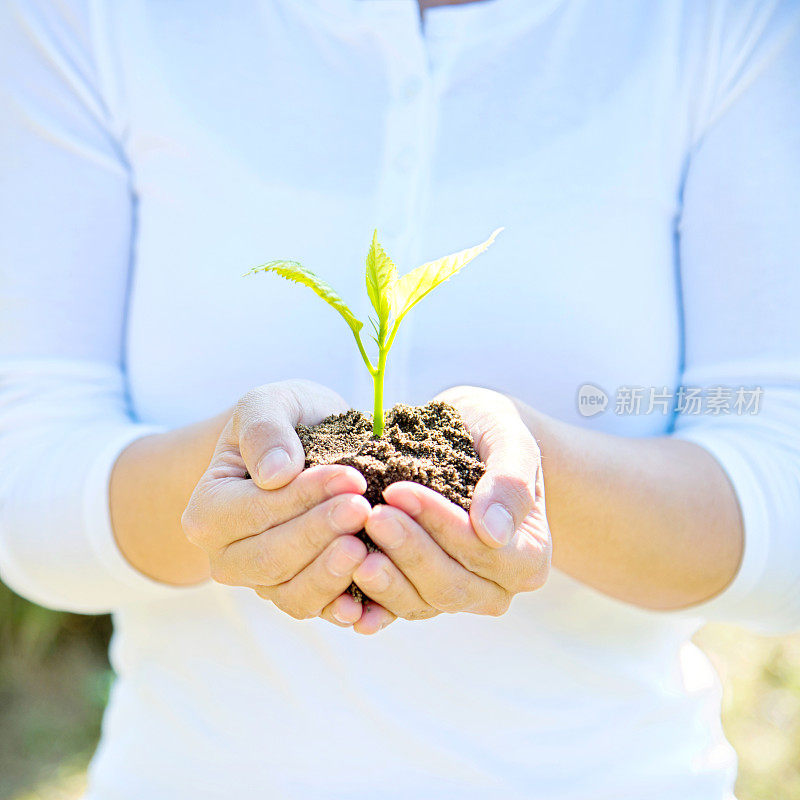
[1,579,798,800]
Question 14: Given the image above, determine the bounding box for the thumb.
[438,386,540,549]
[470,420,541,548]
[232,379,349,490]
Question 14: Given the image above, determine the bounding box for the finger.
[217,493,371,586]
[255,535,367,620]
[434,386,540,549]
[470,425,540,550]
[382,481,496,575]
[320,593,363,627]
[353,602,397,635]
[352,552,438,621]
[382,481,534,593]
[182,463,366,551]
[233,380,349,489]
[364,504,507,615]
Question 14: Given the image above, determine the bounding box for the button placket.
[354,4,431,408]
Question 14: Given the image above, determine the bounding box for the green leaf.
[245,260,363,333]
[390,228,502,323]
[365,230,397,332]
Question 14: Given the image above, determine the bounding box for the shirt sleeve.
[672,2,800,633]
[0,1,186,612]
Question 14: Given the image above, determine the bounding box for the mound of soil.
[296,401,485,602]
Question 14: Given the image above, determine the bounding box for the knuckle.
[278,601,313,621]
[399,545,425,572]
[180,506,208,548]
[296,513,328,556]
[233,388,267,430]
[464,545,496,575]
[471,410,499,450]
[435,385,480,412]
[234,385,296,443]
[498,471,536,511]
[208,447,244,479]
[517,563,548,593]
[239,417,281,450]
[516,572,544,593]
[305,567,336,599]
[523,434,542,463]
[429,582,470,613]
[510,537,550,593]
[404,606,438,621]
[246,492,279,532]
[288,379,348,416]
[483,593,512,617]
[237,384,283,411]
[269,585,314,620]
[251,542,285,585]
[291,472,339,519]
[209,560,234,586]
[510,557,546,593]
[253,586,272,601]
[291,471,320,509]
[232,390,254,423]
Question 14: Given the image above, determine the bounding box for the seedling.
[245,229,501,437]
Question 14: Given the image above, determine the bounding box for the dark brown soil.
[296,401,485,602]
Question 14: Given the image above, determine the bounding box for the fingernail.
[373,512,405,549]
[325,469,365,496]
[329,497,367,533]
[384,486,422,517]
[363,565,391,593]
[481,503,514,546]
[332,608,354,624]
[256,447,292,485]
[327,542,362,577]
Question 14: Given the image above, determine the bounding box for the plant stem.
[352,329,376,375]
[372,347,387,437]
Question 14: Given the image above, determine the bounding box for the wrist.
[110,409,230,587]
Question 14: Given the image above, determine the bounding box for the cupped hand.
[350,385,551,632]
[181,379,370,627]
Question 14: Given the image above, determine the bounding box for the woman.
[1,0,798,797]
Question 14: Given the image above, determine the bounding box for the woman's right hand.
[181,379,371,627]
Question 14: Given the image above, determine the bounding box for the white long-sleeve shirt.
[1,1,799,797]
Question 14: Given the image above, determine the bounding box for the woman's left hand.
[351,385,551,634]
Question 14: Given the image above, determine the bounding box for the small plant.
[246,229,501,437]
